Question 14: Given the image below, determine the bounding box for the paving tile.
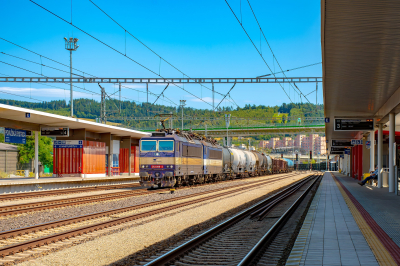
[286,173,378,266]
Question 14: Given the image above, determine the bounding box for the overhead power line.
[256,62,322,78]
[0,38,176,105]
[88,0,226,98]
[245,0,312,104]
[28,0,208,107]
[224,0,293,103]
[0,60,100,95]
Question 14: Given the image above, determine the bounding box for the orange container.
[53,140,106,176]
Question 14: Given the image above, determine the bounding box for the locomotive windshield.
[141,140,157,151]
[158,140,174,151]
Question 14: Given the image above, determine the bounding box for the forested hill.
[0,99,323,129]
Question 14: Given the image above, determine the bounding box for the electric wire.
[0,89,42,102]
[0,37,176,105]
[224,0,293,103]
[88,0,226,97]
[28,0,207,107]
[0,60,101,95]
[0,61,140,103]
[256,62,322,78]
[245,0,312,104]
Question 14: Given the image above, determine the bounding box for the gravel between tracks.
[0,186,142,206]
[17,173,309,266]
[0,173,298,232]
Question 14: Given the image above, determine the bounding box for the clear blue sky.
[0,0,322,110]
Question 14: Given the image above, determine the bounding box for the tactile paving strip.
[332,173,400,265]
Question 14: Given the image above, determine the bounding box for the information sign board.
[345,149,351,155]
[330,151,344,155]
[334,118,374,131]
[41,127,69,137]
[366,141,371,149]
[331,139,353,147]
[4,128,26,144]
[331,147,346,152]
[351,139,363,145]
[53,140,83,148]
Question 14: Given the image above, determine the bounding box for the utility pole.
[180,100,186,130]
[100,85,106,124]
[64,37,79,117]
[225,114,231,147]
[119,83,121,114]
[147,83,149,103]
[212,83,214,111]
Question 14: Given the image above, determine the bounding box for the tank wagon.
[139,129,290,188]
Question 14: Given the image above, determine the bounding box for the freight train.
[139,129,290,188]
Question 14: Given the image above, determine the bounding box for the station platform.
[0,175,139,194]
[287,172,400,266]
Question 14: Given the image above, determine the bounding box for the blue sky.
[0,0,322,110]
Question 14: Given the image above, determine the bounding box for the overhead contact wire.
[224,0,293,103]
[28,0,207,107]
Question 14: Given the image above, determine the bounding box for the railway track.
[0,182,140,201]
[142,174,321,266]
[0,172,301,217]
[0,172,307,258]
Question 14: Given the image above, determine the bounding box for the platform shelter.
[0,103,149,179]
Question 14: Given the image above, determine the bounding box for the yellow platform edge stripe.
[331,174,397,266]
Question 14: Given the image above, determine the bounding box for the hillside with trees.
[0,99,323,131]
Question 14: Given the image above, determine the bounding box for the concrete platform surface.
[0,175,140,194]
[336,173,400,248]
[287,172,379,266]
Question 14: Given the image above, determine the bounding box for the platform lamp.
[64,37,79,117]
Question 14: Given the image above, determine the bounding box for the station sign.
[331,147,346,152]
[351,139,363,145]
[334,118,374,131]
[4,128,26,144]
[366,141,371,149]
[345,149,351,155]
[41,127,69,137]
[325,117,330,123]
[340,155,344,159]
[331,139,353,147]
[330,151,344,155]
[53,140,83,148]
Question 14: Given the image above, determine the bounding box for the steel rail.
[237,175,321,265]
[0,174,296,240]
[0,183,140,201]
[0,173,301,257]
[143,174,317,266]
[0,188,157,216]
[0,173,294,216]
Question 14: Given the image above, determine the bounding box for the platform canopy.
[0,104,149,139]
[322,0,400,144]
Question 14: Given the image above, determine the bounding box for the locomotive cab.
[139,133,176,188]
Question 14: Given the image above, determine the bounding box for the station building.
[0,103,149,179]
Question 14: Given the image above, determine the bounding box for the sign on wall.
[53,140,83,148]
[332,139,353,147]
[351,139,363,145]
[334,118,374,131]
[4,128,26,144]
[41,127,69,137]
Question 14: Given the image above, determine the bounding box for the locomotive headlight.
[141,165,145,168]
[170,165,173,168]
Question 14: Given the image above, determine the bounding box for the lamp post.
[64,37,79,117]
[180,100,186,130]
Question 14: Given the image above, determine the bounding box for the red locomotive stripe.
[333,174,400,264]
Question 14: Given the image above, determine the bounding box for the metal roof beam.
[0,77,323,84]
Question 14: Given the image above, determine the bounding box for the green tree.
[18,134,53,167]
